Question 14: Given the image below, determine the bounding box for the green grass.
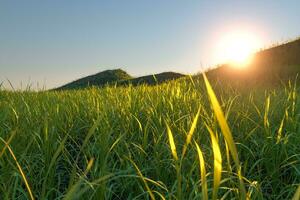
[0,75,300,199]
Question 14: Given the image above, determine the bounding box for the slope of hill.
[117,72,185,86]
[56,69,132,90]
[207,38,300,83]
[56,70,185,90]
[254,37,300,68]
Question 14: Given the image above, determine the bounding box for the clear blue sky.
[1,0,300,89]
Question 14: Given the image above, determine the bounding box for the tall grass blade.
[203,74,239,164]
[83,157,94,176]
[205,125,222,200]
[195,142,208,200]
[203,73,246,199]
[127,157,156,200]
[182,108,201,158]
[153,191,166,200]
[166,123,178,161]
[166,123,182,199]
[64,158,97,200]
[0,130,17,158]
[188,75,196,87]
[69,117,101,187]
[292,185,300,200]
[264,96,270,129]
[41,133,69,197]
[225,141,232,172]
[276,114,285,143]
[80,117,101,155]
[0,138,35,200]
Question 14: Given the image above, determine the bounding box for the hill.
[207,38,300,84]
[56,69,132,90]
[56,70,185,90]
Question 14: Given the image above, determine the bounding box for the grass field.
[0,75,300,199]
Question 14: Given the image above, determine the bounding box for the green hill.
[56,69,132,90]
[56,69,185,90]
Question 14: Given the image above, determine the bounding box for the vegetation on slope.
[0,75,300,199]
[117,72,185,86]
[56,69,132,90]
[56,69,185,90]
[207,38,300,84]
[1,38,300,199]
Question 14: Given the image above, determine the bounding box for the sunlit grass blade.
[0,137,35,200]
[83,157,95,176]
[182,108,201,158]
[127,157,156,200]
[225,141,232,172]
[276,114,285,143]
[264,96,270,130]
[203,73,246,199]
[166,122,182,199]
[0,130,17,158]
[64,158,97,200]
[205,125,222,200]
[203,74,239,165]
[166,123,178,161]
[195,142,208,200]
[292,185,300,200]
[153,191,166,200]
[188,75,196,87]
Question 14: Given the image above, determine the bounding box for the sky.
[1,0,300,89]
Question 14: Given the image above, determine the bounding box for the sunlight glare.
[214,31,261,68]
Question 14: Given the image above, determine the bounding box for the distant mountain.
[55,69,185,90]
[56,69,132,90]
[207,37,300,83]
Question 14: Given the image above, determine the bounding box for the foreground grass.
[0,76,299,199]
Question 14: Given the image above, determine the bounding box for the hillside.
[56,69,132,90]
[207,38,300,83]
[254,37,300,68]
[117,72,185,86]
[56,70,185,90]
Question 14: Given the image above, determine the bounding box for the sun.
[214,31,261,68]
